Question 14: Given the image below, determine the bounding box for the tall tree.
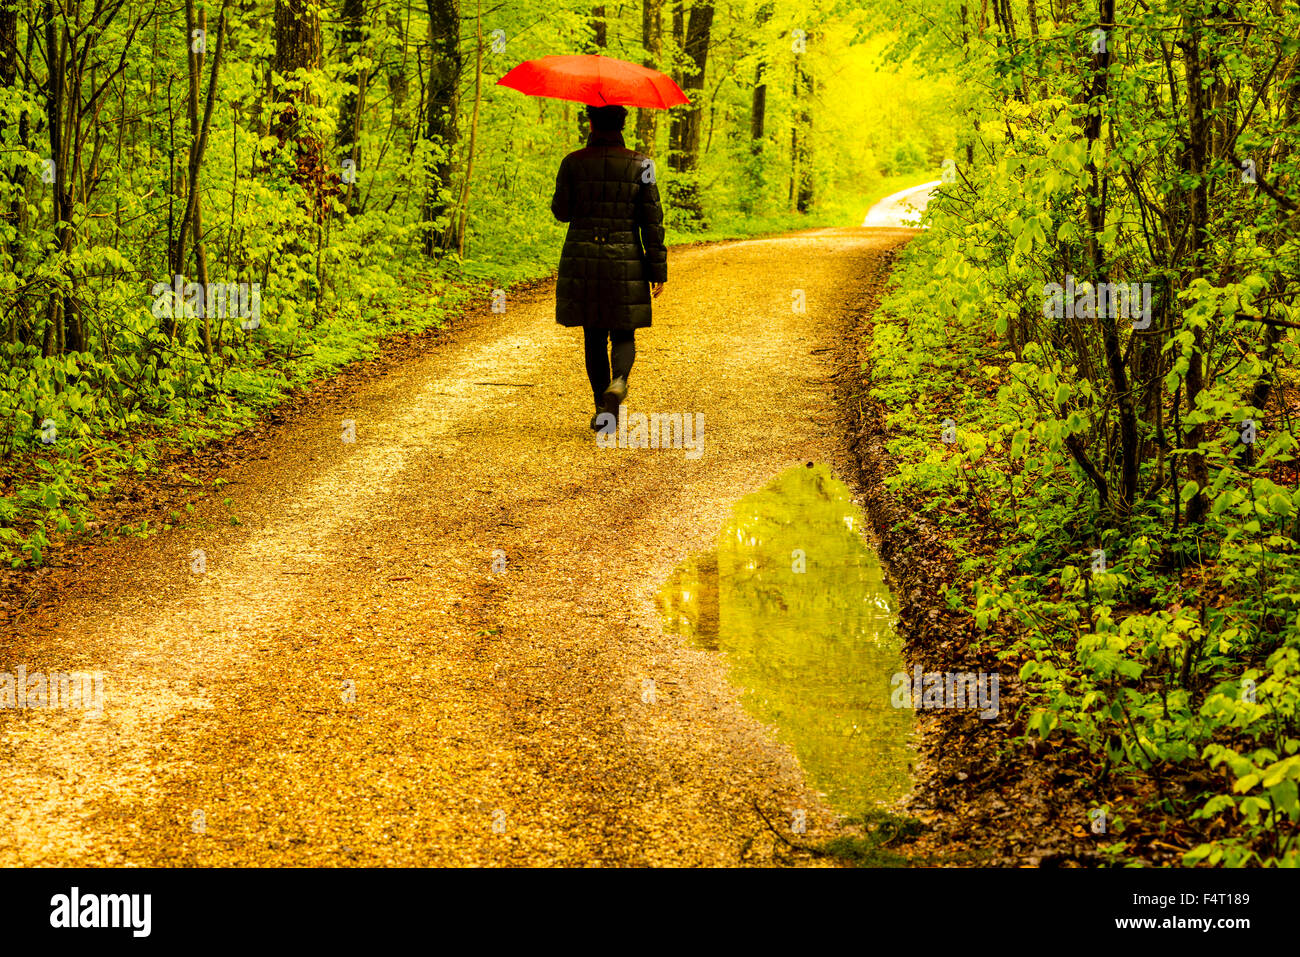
[271,0,325,203]
[634,0,663,155]
[668,0,684,159]
[790,30,813,213]
[170,0,229,354]
[749,2,772,154]
[0,0,30,344]
[38,0,150,353]
[338,0,369,213]
[1179,9,1210,524]
[667,0,713,224]
[449,0,483,257]
[422,0,460,255]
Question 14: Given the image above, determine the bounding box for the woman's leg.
[583,327,612,407]
[609,328,635,383]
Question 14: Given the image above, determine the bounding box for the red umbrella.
[497,54,689,109]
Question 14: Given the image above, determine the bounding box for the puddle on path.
[658,463,914,813]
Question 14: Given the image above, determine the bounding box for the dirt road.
[0,227,916,866]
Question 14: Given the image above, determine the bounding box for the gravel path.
[862,181,941,227]
[0,227,915,866]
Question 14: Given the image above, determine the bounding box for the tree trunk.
[187,2,212,355]
[42,0,83,353]
[422,0,460,255]
[634,0,663,154]
[1083,0,1136,514]
[667,2,685,161]
[793,36,813,213]
[170,0,227,354]
[667,0,713,225]
[0,1,15,119]
[452,0,483,258]
[271,0,324,208]
[386,4,409,108]
[0,0,31,344]
[1182,15,1210,524]
[338,0,369,214]
[750,2,772,153]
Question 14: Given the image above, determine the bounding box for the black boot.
[590,403,615,434]
[602,376,628,416]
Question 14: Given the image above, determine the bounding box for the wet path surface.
[658,463,914,813]
[0,227,916,866]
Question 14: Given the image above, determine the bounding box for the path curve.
[863,181,940,227]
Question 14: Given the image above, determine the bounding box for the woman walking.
[551,104,667,431]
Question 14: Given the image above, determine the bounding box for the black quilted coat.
[551,129,667,330]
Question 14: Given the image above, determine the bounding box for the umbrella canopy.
[497,54,689,110]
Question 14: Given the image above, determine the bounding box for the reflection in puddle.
[658,463,914,812]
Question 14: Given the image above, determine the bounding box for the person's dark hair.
[586,104,628,132]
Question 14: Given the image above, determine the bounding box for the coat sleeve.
[550,156,572,223]
[636,165,667,284]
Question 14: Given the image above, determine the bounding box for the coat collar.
[586,129,626,148]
